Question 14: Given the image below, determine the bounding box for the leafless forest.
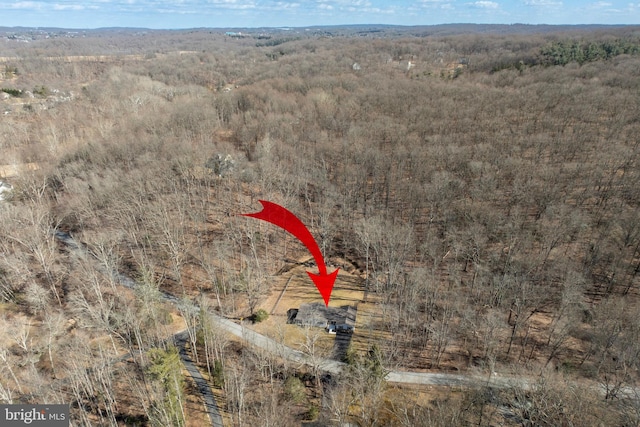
[1,25,640,426]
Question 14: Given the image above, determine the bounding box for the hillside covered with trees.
[1,25,640,426]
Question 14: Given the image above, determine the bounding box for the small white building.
[0,181,12,201]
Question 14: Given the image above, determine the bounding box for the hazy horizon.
[1,1,639,30]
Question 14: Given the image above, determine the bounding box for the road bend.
[55,229,530,416]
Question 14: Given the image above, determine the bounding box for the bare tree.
[197,239,231,311]
[238,228,268,316]
[356,215,414,299]
[226,362,248,427]
[6,202,63,304]
[343,344,388,426]
[298,326,332,392]
[197,295,229,378]
[152,200,189,294]
[177,297,199,364]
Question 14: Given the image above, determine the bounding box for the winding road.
[206,310,524,389]
[55,230,528,427]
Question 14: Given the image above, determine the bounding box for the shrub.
[252,308,269,323]
[1,88,22,97]
[306,404,319,420]
[33,85,49,97]
[212,360,224,388]
[284,376,306,404]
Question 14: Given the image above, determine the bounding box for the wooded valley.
[1,25,640,426]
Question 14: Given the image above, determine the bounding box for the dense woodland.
[1,25,640,426]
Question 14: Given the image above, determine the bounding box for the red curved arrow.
[241,200,338,306]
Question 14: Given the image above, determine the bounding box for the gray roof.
[293,302,356,327]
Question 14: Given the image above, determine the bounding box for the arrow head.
[307,268,340,306]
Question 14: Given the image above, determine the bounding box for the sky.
[0,0,639,29]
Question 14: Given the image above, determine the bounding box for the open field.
[0,163,39,178]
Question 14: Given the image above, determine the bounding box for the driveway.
[174,331,224,427]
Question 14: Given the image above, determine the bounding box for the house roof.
[291,302,356,327]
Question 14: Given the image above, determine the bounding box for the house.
[287,302,356,333]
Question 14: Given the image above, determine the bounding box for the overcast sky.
[0,0,638,29]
